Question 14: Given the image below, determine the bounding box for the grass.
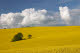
[0,26,80,53]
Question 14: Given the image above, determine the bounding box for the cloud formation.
[0,8,63,29]
[21,8,47,26]
[70,9,80,25]
[0,7,80,29]
[59,6,71,24]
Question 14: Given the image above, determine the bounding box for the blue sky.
[0,0,80,14]
[0,0,80,28]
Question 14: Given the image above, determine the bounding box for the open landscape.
[0,26,80,53]
[0,0,80,53]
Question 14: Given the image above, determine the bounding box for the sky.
[0,0,79,13]
[0,0,80,28]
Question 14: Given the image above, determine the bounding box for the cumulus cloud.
[21,8,47,26]
[0,8,64,29]
[0,7,80,29]
[0,13,24,28]
[59,6,71,24]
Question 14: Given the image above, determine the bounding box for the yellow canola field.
[0,26,80,53]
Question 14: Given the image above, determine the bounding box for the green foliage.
[28,34,32,39]
[11,33,23,42]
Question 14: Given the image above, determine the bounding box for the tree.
[11,33,23,42]
[28,34,32,39]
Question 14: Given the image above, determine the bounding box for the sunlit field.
[0,26,80,53]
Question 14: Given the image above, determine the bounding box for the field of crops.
[0,26,80,53]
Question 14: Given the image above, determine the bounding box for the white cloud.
[70,9,80,25]
[0,12,24,28]
[59,6,71,24]
[0,7,80,29]
[0,8,63,29]
[21,8,47,26]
